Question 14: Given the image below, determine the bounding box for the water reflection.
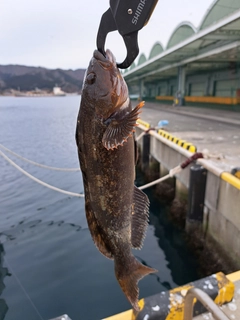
[0,244,8,320]
[135,255,172,290]
[147,194,199,286]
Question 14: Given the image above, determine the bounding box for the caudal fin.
[115,255,157,311]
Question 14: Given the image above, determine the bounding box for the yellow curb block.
[221,172,240,190]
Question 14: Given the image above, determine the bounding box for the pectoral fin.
[102,101,144,150]
[85,201,113,259]
[131,186,150,249]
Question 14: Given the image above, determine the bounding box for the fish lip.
[93,50,114,69]
[94,50,107,62]
[105,49,115,64]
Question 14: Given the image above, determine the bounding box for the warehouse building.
[124,0,240,108]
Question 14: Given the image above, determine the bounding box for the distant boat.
[53,86,66,96]
[14,92,28,97]
[13,87,51,97]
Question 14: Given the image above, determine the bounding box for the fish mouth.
[93,49,129,120]
[94,50,115,69]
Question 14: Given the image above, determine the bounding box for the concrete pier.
[134,102,240,267]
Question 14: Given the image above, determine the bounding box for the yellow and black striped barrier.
[158,129,197,153]
[137,119,151,129]
[137,119,197,153]
[133,272,234,320]
[104,272,236,320]
[136,120,197,153]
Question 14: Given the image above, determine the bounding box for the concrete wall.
[208,179,240,262]
[186,68,240,97]
[136,124,240,265]
[150,134,191,188]
[133,65,240,99]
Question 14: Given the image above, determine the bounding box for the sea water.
[0,96,199,320]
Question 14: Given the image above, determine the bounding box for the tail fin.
[115,255,157,311]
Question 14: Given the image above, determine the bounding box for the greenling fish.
[76,49,157,310]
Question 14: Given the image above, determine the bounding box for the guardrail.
[184,288,229,320]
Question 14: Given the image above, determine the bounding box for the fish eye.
[86,73,96,84]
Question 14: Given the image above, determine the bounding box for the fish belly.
[77,106,134,241]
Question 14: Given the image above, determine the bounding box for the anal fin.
[102,101,144,150]
[131,186,150,249]
[85,201,113,259]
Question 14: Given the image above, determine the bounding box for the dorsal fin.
[102,101,144,150]
[131,186,150,249]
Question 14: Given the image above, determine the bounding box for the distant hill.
[0,65,86,93]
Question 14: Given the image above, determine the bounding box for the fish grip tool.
[97,0,158,69]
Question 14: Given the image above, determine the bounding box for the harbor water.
[0,96,199,320]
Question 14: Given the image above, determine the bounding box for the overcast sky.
[0,0,214,70]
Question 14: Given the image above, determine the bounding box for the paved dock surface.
[133,102,240,172]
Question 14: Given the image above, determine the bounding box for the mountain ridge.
[0,64,86,93]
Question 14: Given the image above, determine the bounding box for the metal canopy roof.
[200,0,240,30]
[124,9,240,85]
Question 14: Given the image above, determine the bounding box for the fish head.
[82,49,129,120]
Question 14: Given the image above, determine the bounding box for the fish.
[75,49,157,311]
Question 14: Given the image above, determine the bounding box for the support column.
[208,75,215,96]
[166,80,170,96]
[186,164,207,232]
[139,79,144,100]
[205,76,210,96]
[176,66,186,106]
